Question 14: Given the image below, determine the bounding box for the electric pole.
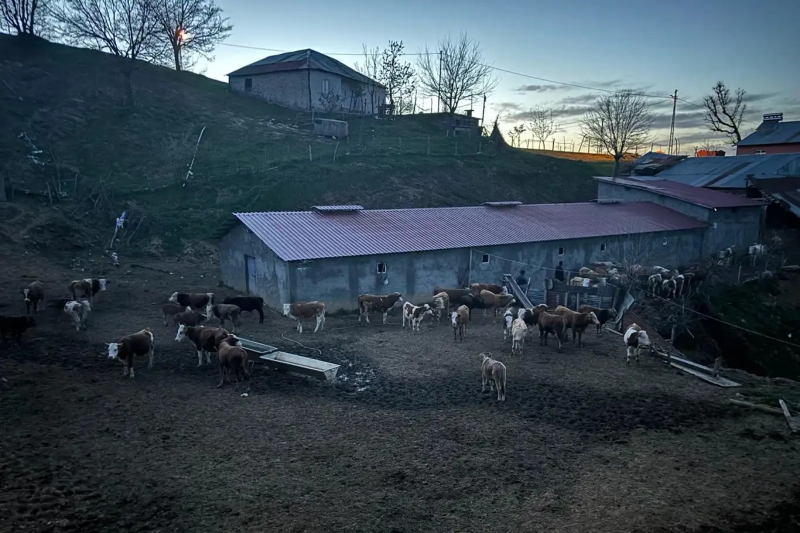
[437,50,442,113]
[667,89,678,155]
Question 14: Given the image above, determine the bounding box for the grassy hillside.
[0,34,603,255]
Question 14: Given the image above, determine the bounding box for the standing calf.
[283,302,326,333]
[106,328,154,379]
[223,296,264,324]
[402,302,433,333]
[358,292,403,325]
[175,324,229,366]
[624,323,651,364]
[480,352,507,401]
[432,292,450,323]
[216,334,250,392]
[479,290,516,321]
[0,315,36,344]
[208,304,242,332]
[553,306,600,347]
[577,305,617,336]
[511,318,527,357]
[451,305,469,342]
[533,304,565,352]
[161,303,186,326]
[22,281,45,314]
[64,300,91,331]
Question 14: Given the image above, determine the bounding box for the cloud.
[583,79,623,88]
[650,109,707,131]
[514,84,568,93]
[557,93,598,105]
[744,92,779,103]
[494,102,524,111]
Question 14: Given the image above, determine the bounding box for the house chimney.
[763,112,783,122]
[465,109,473,117]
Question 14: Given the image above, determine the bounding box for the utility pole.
[481,94,487,129]
[437,50,442,113]
[667,89,678,155]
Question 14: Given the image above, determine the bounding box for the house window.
[481,254,490,264]
[558,246,565,256]
[244,78,252,92]
[377,262,386,274]
[323,79,331,93]
[600,242,607,252]
[755,150,767,155]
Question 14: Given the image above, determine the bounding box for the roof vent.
[482,201,522,207]
[312,205,364,213]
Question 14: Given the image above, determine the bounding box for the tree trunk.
[121,62,135,108]
[612,155,621,178]
[173,43,182,71]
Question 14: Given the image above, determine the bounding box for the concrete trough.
[238,337,340,382]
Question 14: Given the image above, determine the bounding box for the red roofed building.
[736,113,800,155]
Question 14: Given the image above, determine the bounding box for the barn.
[218,197,726,312]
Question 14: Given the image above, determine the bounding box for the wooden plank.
[670,362,741,387]
[779,399,800,433]
[729,399,783,416]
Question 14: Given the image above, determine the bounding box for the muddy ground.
[1,250,800,533]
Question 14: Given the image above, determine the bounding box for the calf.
[22,280,45,314]
[432,292,450,323]
[576,305,617,336]
[469,282,505,295]
[106,328,154,379]
[402,302,433,333]
[208,304,241,332]
[283,301,325,333]
[502,308,516,342]
[451,305,469,342]
[749,244,766,267]
[169,291,214,311]
[64,300,91,331]
[479,290,516,321]
[553,305,600,347]
[662,278,677,299]
[216,334,250,392]
[0,315,36,343]
[647,273,662,294]
[175,324,229,366]
[68,278,107,305]
[511,318,527,357]
[480,352,507,401]
[174,307,209,327]
[518,307,538,327]
[358,292,403,325]
[673,274,685,297]
[161,303,186,326]
[533,304,565,352]
[222,296,264,324]
[624,323,651,364]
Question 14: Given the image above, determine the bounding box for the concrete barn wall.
[736,143,800,155]
[308,70,384,115]
[707,208,763,254]
[596,182,712,221]
[288,248,470,312]
[229,70,310,110]
[218,225,290,308]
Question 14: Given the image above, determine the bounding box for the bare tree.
[695,138,723,155]
[527,106,558,149]
[580,90,653,177]
[702,81,746,144]
[0,0,47,35]
[416,32,498,115]
[52,0,161,106]
[378,40,415,115]
[508,124,525,147]
[318,88,344,113]
[355,44,381,115]
[153,0,231,72]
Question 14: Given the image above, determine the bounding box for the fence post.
[427,135,430,155]
[308,145,313,162]
[333,141,339,162]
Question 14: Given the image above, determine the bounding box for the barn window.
[244,78,252,92]
[377,262,386,274]
[558,246,565,256]
[481,254,490,263]
[600,242,607,252]
[323,79,331,92]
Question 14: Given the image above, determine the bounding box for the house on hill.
[227,49,386,115]
[736,113,800,155]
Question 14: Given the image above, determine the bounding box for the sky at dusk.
[200,0,800,153]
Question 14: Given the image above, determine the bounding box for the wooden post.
[333,141,339,162]
[427,135,430,155]
[308,145,313,162]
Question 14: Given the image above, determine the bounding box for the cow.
[576,305,618,336]
[480,352,507,401]
[624,323,651,365]
[68,278,107,305]
[432,292,450,323]
[434,287,484,320]
[0,315,36,343]
[511,318,527,357]
[283,302,325,333]
[451,305,469,342]
[216,334,250,392]
[358,292,403,325]
[401,302,433,333]
[175,324,230,366]
[169,292,215,311]
[208,304,242,332]
[106,328,154,379]
[502,308,516,342]
[479,290,515,321]
[161,303,186,326]
[749,244,766,267]
[173,307,209,327]
[223,296,264,324]
[469,282,505,295]
[22,280,44,314]
[64,300,91,331]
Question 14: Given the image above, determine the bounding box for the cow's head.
[226,335,242,347]
[22,288,30,302]
[169,292,179,303]
[282,303,291,317]
[80,300,92,311]
[106,342,121,359]
[450,311,459,327]
[175,324,187,342]
[205,303,214,318]
[588,312,600,325]
[98,279,107,291]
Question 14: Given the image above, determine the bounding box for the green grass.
[0,34,602,252]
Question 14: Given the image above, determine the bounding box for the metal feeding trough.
[237,337,340,382]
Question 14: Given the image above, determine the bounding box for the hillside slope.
[0,34,602,254]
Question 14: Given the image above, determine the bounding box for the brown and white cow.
[623,323,651,364]
[451,305,469,342]
[175,324,229,366]
[22,280,45,314]
[169,291,214,311]
[401,302,433,333]
[470,282,506,295]
[216,334,251,392]
[358,292,403,324]
[161,302,186,326]
[479,290,516,321]
[207,304,242,332]
[173,307,209,327]
[64,300,91,331]
[106,327,155,379]
[283,302,325,333]
[432,291,450,323]
[68,278,107,305]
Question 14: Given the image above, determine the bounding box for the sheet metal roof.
[749,176,800,218]
[643,153,800,188]
[738,120,800,147]
[594,176,765,209]
[227,49,384,88]
[234,202,708,261]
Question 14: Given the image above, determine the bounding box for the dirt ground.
[2,249,800,533]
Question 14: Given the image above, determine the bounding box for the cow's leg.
[122,363,129,377]
[197,350,203,367]
[297,320,303,334]
[206,350,212,365]
[163,313,168,327]
[128,354,135,379]
[313,315,321,333]
[481,373,487,392]
[383,311,389,325]
[217,360,225,388]
[626,346,632,365]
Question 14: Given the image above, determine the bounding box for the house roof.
[227,49,385,88]
[233,202,708,262]
[738,119,800,147]
[748,176,800,218]
[593,176,765,209]
[642,153,800,188]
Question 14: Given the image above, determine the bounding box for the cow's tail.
[497,364,506,395]
[357,298,366,316]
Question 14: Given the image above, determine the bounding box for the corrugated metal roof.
[234,202,708,262]
[749,176,800,218]
[643,153,800,188]
[227,49,385,88]
[594,176,766,209]
[738,119,800,147]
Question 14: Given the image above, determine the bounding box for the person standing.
[554,261,565,282]
[515,269,528,293]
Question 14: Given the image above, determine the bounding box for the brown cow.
[451,305,469,342]
[175,324,229,366]
[216,334,250,392]
[479,290,516,321]
[283,302,325,333]
[401,302,433,333]
[208,304,242,332]
[69,278,107,305]
[161,303,186,326]
[22,280,44,314]
[358,292,403,324]
[480,352,507,401]
[106,328,154,379]
[470,282,505,295]
[533,304,565,352]
[577,305,617,336]
[432,291,450,323]
[169,291,214,311]
[553,305,600,347]
[173,307,209,327]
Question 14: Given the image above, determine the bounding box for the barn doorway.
[245,255,257,294]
